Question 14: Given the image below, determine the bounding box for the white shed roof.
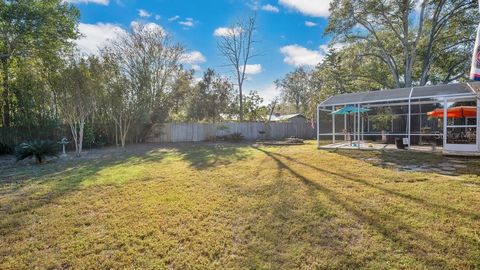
[270,113,306,122]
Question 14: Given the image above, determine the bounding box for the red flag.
[470,5,480,81]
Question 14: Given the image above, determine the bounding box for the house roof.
[319,82,480,107]
[270,113,306,122]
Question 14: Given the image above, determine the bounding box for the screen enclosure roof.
[319,82,480,107]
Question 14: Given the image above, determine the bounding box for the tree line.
[0,1,265,155]
[274,0,478,119]
[1,0,478,155]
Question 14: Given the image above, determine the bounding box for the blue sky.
[70,0,333,103]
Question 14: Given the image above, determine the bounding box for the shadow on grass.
[0,141,249,234]
[238,152,348,269]
[0,148,169,235]
[331,148,441,166]
[254,147,473,268]
[174,142,250,170]
[270,151,480,221]
[329,148,480,176]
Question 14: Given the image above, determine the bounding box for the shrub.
[215,125,230,141]
[215,135,226,141]
[0,142,13,155]
[15,140,59,164]
[226,132,244,143]
[286,137,304,144]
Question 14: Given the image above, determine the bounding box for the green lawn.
[1,142,480,269]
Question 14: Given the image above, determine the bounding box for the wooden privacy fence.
[145,122,316,143]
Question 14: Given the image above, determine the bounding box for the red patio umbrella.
[427,106,477,118]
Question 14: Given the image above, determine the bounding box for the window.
[445,98,477,145]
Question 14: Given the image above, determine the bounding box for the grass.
[1,141,480,269]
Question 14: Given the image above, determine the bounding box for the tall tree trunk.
[2,58,10,127]
[121,128,127,148]
[69,121,85,157]
[70,123,79,156]
[238,79,243,122]
[405,54,414,87]
[78,121,84,156]
[402,0,412,87]
[120,118,130,149]
[115,114,129,149]
[419,0,445,86]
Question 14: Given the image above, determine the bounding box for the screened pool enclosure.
[316,82,480,154]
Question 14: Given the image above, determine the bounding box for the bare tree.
[217,13,258,121]
[267,97,279,122]
[108,23,184,113]
[100,52,135,148]
[56,58,98,156]
[101,22,185,146]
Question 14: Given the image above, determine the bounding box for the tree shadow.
[174,142,251,170]
[253,147,475,268]
[331,149,480,176]
[0,144,169,184]
[0,141,250,235]
[270,151,480,221]
[332,149,441,166]
[235,153,359,269]
[0,147,169,235]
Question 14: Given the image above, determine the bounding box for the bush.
[15,140,59,164]
[226,132,244,143]
[0,142,13,155]
[286,137,304,144]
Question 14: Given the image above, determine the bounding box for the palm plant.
[15,140,59,164]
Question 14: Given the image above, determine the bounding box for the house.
[317,82,480,155]
[269,113,308,124]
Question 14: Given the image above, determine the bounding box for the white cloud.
[76,22,125,55]
[178,18,196,29]
[179,20,194,27]
[261,4,280,13]
[280,44,324,67]
[279,0,331,17]
[257,84,280,104]
[213,26,243,37]
[130,21,165,34]
[168,15,180,21]
[319,43,345,52]
[305,21,317,27]
[242,64,263,75]
[193,77,203,84]
[138,9,151,18]
[181,51,206,64]
[155,14,161,20]
[65,0,109,5]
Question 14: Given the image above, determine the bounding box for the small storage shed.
[270,113,307,124]
[317,82,480,155]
